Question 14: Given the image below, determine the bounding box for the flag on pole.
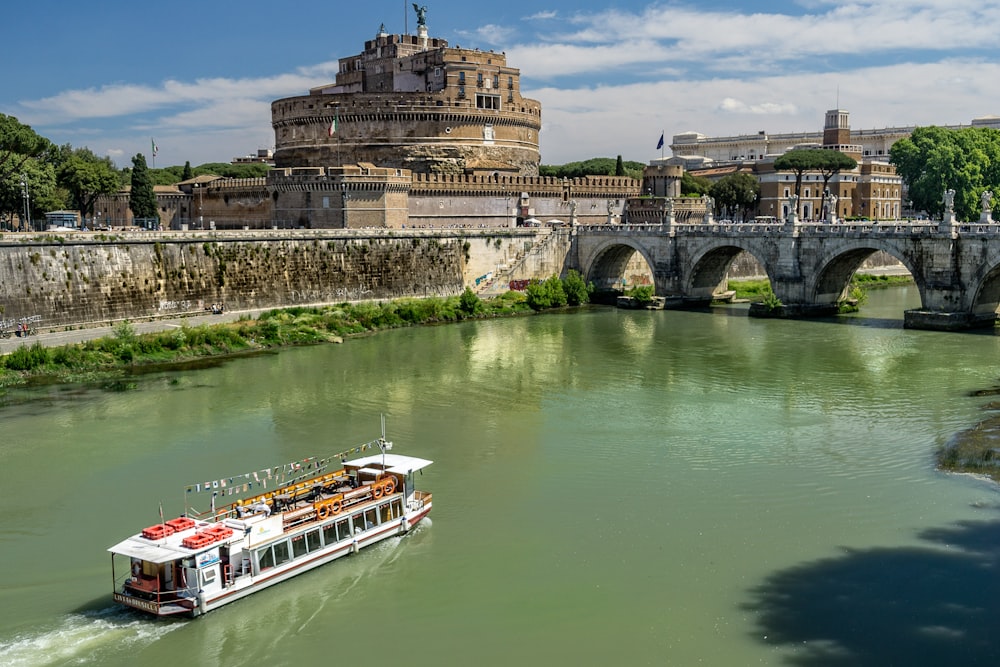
[328,117,338,137]
[656,132,664,150]
[151,138,159,157]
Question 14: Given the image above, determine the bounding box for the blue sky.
[4,0,1000,168]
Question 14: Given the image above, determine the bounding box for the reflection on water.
[1,288,999,665]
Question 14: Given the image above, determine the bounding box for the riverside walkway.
[0,308,270,356]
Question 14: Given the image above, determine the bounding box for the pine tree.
[615,155,625,176]
[182,161,193,181]
[129,153,158,221]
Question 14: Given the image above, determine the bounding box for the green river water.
[1,286,999,666]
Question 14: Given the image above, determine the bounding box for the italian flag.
[151,138,159,156]
[328,118,338,137]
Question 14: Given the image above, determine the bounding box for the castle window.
[458,85,465,98]
[477,72,483,87]
[508,76,514,89]
[493,75,499,89]
[458,72,465,83]
[476,94,500,110]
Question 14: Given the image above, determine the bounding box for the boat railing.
[411,490,432,510]
[114,574,198,615]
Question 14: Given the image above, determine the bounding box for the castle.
[96,11,642,232]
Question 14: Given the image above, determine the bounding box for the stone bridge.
[568,219,1000,331]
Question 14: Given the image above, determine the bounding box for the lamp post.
[20,173,30,232]
[197,183,204,228]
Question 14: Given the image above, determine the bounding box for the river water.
[1,287,999,666]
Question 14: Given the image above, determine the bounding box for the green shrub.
[5,343,51,371]
[628,285,655,303]
[459,287,482,316]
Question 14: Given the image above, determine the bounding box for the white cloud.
[524,10,557,20]
[457,23,516,47]
[717,98,798,116]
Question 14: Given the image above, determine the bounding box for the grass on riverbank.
[0,290,534,388]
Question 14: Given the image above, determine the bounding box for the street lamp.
[197,184,204,228]
[20,173,30,232]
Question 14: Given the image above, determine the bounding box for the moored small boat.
[107,433,432,617]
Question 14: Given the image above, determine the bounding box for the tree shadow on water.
[746,517,1000,666]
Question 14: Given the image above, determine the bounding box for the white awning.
[344,453,433,475]
[108,537,184,564]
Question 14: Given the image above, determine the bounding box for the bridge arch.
[809,246,923,308]
[581,239,657,292]
[967,250,1000,317]
[686,242,771,300]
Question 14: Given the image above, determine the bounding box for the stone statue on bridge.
[981,190,994,224]
[941,188,957,227]
[943,189,955,214]
[702,194,715,224]
[786,195,799,224]
[823,188,838,224]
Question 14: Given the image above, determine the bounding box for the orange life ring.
[317,504,331,520]
[373,486,383,499]
[383,478,396,494]
[329,499,342,515]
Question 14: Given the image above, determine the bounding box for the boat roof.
[108,536,188,564]
[344,453,433,475]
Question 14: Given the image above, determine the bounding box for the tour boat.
[107,436,432,617]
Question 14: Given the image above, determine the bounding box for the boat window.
[322,522,338,545]
[201,568,216,586]
[257,546,275,571]
[362,508,378,530]
[336,518,350,541]
[306,529,321,552]
[273,540,291,567]
[292,534,308,559]
[379,502,393,523]
[391,499,403,517]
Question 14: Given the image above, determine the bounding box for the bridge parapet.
[578,221,1000,238]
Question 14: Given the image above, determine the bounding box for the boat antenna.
[379,413,393,472]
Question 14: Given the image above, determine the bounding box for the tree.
[57,148,121,220]
[0,160,60,230]
[458,287,482,316]
[524,275,568,311]
[773,149,857,217]
[815,150,857,205]
[681,171,712,196]
[0,114,52,182]
[891,126,1000,221]
[129,154,158,220]
[615,155,625,176]
[539,157,645,180]
[563,269,593,306]
[709,172,760,221]
[182,161,193,181]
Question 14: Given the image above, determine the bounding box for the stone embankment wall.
[1,229,545,329]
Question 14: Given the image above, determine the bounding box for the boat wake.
[0,606,181,667]
[294,521,431,634]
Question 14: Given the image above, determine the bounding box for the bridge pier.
[903,309,997,331]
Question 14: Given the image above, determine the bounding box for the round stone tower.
[272,26,542,176]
